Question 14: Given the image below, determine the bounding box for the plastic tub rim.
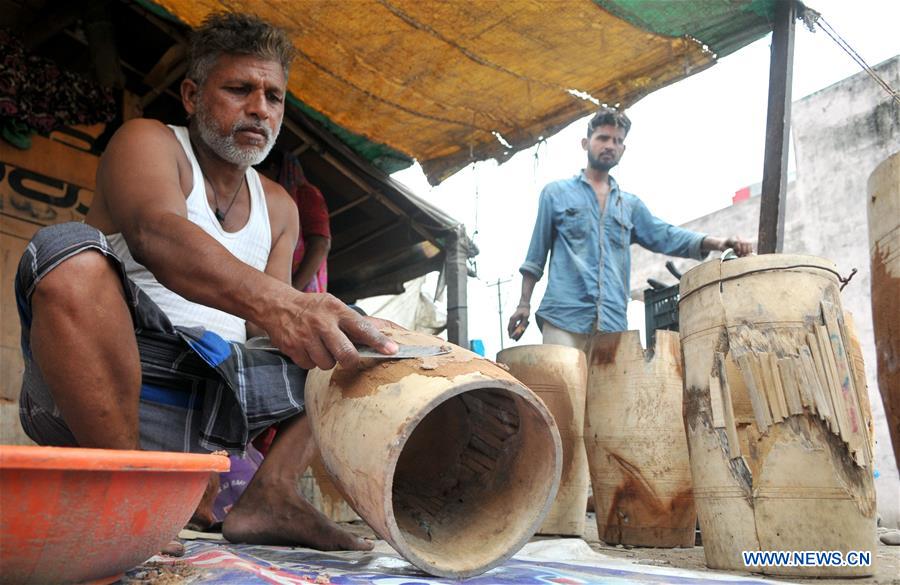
[0,444,231,472]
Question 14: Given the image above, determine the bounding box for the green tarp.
[594,0,776,58]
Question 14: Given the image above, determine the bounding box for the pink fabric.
[278,154,329,293]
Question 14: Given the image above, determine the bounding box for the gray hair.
[187,12,295,85]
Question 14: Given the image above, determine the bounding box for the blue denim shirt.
[520,173,708,334]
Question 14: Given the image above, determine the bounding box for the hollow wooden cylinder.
[496,344,588,536]
[868,152,900,471]
[306,330,562,578]
[299,457,359,523]
[584,330,696,547]
[679,255,876,577]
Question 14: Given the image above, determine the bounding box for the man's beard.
[194,99,280,166]
[587,151,619,172]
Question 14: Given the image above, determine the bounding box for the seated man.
[14,12,397,551]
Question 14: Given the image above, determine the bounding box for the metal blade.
[245,336,450,360]
[356,344,451,359]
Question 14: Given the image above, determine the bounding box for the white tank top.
[107,125,272,342]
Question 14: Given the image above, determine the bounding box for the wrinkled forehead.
[204,53,288,87]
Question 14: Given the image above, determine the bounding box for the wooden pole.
[446,225,469,347]
[757,0,797,254]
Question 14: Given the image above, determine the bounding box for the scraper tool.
[245,336,450,359]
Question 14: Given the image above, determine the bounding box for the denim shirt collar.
[575,171,623,209]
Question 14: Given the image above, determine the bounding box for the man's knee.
[25,222,106,262]
[18,223,120,306]
[31,249,123,310]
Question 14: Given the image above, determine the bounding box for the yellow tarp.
[153,0,715,184]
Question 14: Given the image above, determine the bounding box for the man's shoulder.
[544,174,581,189]
[613,183,644,211]
[619,189,642,204]
[258,173,292,205]
[257,172,297,231]
[96,119,185,180]
[99,119,183,167]
[113,118,179,144]
[541,174,583,197]
[98,119,189,184]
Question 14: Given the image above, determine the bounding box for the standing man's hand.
[702,235,753,257]
[507,304,531,340]
[265,292,398,371]
[508,272,538,341]
[723,236,753,257]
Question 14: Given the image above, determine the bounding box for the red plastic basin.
[0,445,229,585]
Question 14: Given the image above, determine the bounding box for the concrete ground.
[341,515,900,584]
[578,514,900,585]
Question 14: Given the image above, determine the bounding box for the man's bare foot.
[222,477,372,551]
[186,472,220,531]
[160,540,185,556]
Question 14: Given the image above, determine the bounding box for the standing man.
[507,108,751,351]
[15,12,396,551]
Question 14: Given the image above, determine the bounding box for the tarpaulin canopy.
[148,0,777,185]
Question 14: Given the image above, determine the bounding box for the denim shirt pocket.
[559,206,590,241]
[610,212,633,249]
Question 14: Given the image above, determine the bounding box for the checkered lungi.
[15,222,306,454]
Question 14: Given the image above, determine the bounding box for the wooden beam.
[84,0,125,89]
[128,1,190,45]
[332,255,444,303]
[143,44,186,86]
[24,2,81,50]
[282,117,321,150]
[326,153,441,249]
[63,29,181,103]
[140,60,187,109]
[445,225,469,347]
[329,194,372,218]
[281,117,442,249]
[329,218,404,260]
[757,0,796,254]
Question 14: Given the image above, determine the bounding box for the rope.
[801,5,900,105]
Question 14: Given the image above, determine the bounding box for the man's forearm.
[130,212,289,328]
[518,272,538,307]
[701,236,724,252]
